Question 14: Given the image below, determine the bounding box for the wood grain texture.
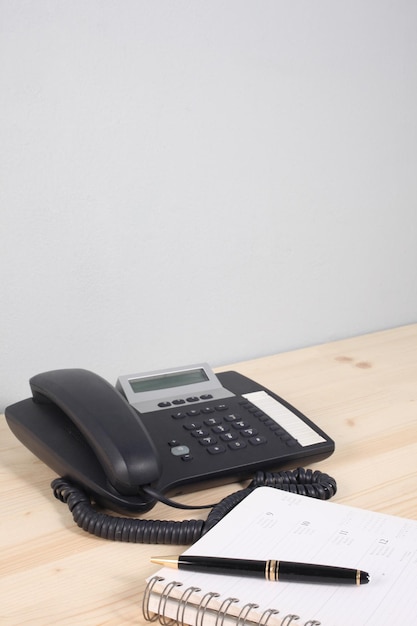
[1,323,416,624]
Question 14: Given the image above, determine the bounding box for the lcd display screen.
[129,368,209,394]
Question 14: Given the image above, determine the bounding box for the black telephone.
[5,364,336,544]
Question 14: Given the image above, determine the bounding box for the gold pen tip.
[150,555,179,569]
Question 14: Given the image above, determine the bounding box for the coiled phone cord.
[51,468,337,545]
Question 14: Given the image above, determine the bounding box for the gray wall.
[1,1,416,410]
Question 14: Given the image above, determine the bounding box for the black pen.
[151,555,370,586]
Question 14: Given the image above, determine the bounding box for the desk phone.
[5,363,335,517]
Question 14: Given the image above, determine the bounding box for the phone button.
[207,444,226,454]
[170,445,190,456]
[228,440,247,450]
[199,436,217,446]
[220,432,238,441]
[249,436,267,446]
[191,429,209,438]
[183,422,201,430]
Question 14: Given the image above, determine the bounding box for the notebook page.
[146,487,417,625]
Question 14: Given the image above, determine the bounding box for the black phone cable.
[51,468,337,545]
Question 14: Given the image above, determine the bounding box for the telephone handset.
[30,368,161,496]
[5,364,337,543]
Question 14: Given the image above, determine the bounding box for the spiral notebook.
[143,486,417,625]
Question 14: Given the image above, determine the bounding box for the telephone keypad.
[168,396,301,463]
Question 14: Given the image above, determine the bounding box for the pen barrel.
[275,561,364,585]
[178,556,265,578]
[177,556,368,585]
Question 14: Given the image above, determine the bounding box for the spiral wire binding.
[236,603,259,625]
[280,616,300,626]
[258,608,280,626]
[177,586,202,626]
[143,576,322,626]
[142,576,165,622]
[196,591,221,626]
[51,468,336,544]
[215,597,240,626]
[159,580,183,626]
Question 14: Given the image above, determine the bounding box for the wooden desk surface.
[1,324,417,625]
